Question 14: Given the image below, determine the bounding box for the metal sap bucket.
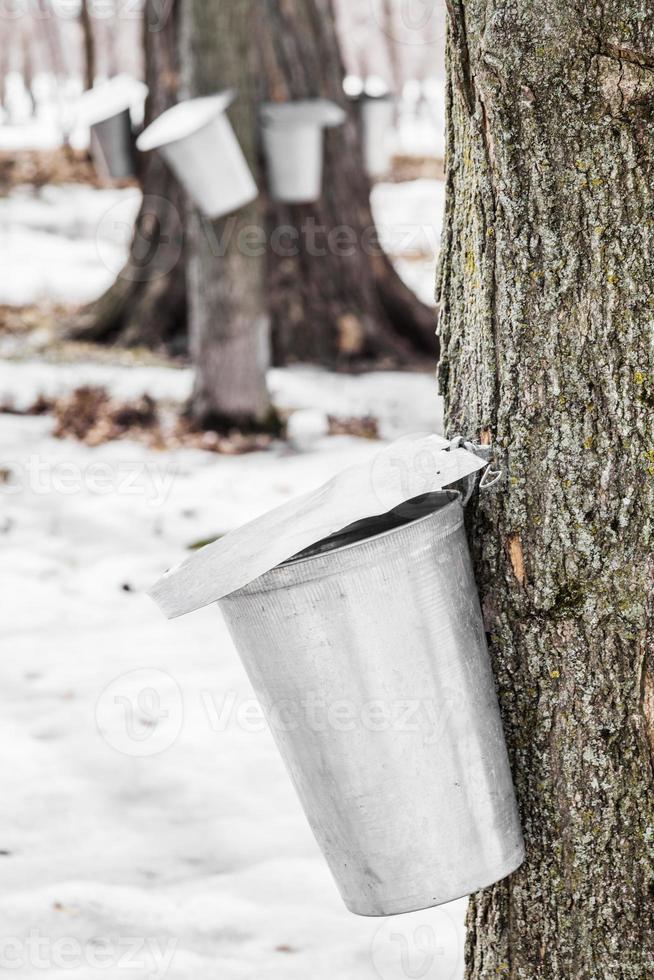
[360,94,395,178]
[90,108,136,180]
[261,100,346,204]
[136,91,258,219]
[218,491,524,916]
[77,75,148,181]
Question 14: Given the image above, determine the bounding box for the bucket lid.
[148,434,488,619]
[76,75,149,126]
[136,90,237,152]
[261,99,346,129]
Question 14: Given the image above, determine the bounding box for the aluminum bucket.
[262,124,324,203]
[218,491,524,916]
[261,99,346,204]
[90,108,136,180]
[136,92,258,219]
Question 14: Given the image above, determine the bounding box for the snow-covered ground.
[0,179,442,308]
[0,153,465,978]
[0,362,466,980]
[0,186,141,306]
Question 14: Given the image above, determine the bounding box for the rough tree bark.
[68,0,187,351]
[180,0,272,428]
[438,2,654,978]
[260,0,436,366]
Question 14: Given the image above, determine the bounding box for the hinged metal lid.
[136,90,237,152]
[76,75,149,126]
[260,99,346,129]
[148,433,488,619]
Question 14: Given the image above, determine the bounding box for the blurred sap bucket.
[136,91,258,219]
[218,491,524,916]
[77,75,148,181]
[261,99,346,203]
[360,94,394,178]
[90,109,136,180]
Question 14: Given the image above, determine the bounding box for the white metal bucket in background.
[90,109,136,181]
[76,75,148,181]
[218,491,524,917]
[261,99,346,204]
[360,95,395,178]
[136,91,258,219]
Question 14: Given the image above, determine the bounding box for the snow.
[0,178,443,310]
[0,359,443,441]
[0,363,463,979]
[0,150,466,978]
[0,186,140,305]
[371,179,445,258]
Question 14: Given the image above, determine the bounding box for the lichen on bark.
[438,2,654,977]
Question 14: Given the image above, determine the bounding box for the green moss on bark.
[439,2,654,977]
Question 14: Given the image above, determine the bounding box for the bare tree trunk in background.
[38,4,68,81]
[70,0,435,374]
[381,0,403,99]
[180,0,272,429]
[260,0,435,366]
[79,0,96,91]
[438,2,654,977]
[68,0,187,352]
[21,32,36,115]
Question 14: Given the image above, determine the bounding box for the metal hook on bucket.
[447,435,504,506]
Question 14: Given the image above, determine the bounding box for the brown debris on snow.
[327,414,379,439]
[0,148,135,193]
[1,385,274,455]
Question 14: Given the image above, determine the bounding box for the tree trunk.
[67,0,187,352]
[69,0,435,370]
[180,0,272,429]
[79,0,96,91]
[438,3,654,977]
[260,0,436,366]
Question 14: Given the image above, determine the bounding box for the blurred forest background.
[0,4,472,978]
[0,0,447,431]
[1,6,465,978]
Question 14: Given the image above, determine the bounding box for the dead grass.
[1,385,274,455]
[388,154,445,183]
[0,147,136,194]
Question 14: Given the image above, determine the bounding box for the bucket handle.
[448,436,504,506]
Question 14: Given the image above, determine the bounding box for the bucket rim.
[76,74,148,126]
[222,491,463,599]
[261,98,346,129]
[277,490,461,570]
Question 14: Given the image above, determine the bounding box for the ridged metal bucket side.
[219,494,524,916]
